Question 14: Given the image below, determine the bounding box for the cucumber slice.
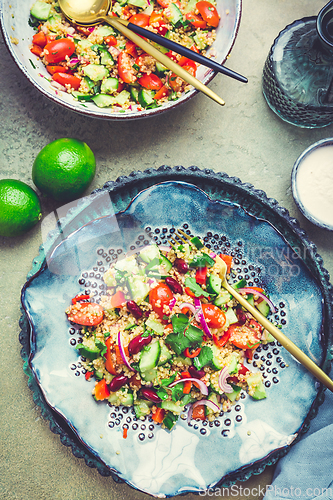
[140,244,160,263]
[210,344,224,370]
[161,400,184,414]
[206,392,220,416]
[127,275,149,302]
[108,388,134,406]
[72,92,93,102]
[130,86,139,103]
[232,278,247,289]
[159,254,172,273]
[226,384,242,402]
[76,342,101,360]
[138,89,155,108]
[225,307,238,325]
[158,342,173,366]
[83,64,109,82]
[139,341,161,372]
[100,49,114,66]
[247,372,267,400]
[141,368,158,382]
[134,400,151,418]
[247,293,255,306]
[214,290,231,307]
[30,1,51,20]
[145,317,164,335]
[256,299,270,317]
[92,94,115,108]
[206,274,222,294]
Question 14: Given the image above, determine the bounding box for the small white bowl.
[0,0,242,120]
[291,138,333,231]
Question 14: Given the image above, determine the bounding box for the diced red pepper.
[213,331,231,348]
[219,254,233,273]
[183,347,202,358]
[85,371,94,381]
[104,336,117,375]
[94,379,110,400]
[32,31,47,47]
[72,294,90,305]
[110,290,126,308]
[152,407,166,423]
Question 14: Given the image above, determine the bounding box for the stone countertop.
[1,1,332,499]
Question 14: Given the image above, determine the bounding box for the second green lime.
[32,138,96,202]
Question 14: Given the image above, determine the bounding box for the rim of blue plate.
[19,166,333,493]
[291,138,333,232]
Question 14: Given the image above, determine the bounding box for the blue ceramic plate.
[21,179,329,497]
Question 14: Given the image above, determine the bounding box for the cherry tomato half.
[201,303,226,329]
[138,73,163,90]
[185,12,207,29]
[46,64,68,75]
[117,51,137,84]
[149,283,174,318]
[44,38,76,64]
[129,13,150,27]
[66,302,104,326]
[52,72,81,90]
[228,323,261,350]
[196,1,220,27]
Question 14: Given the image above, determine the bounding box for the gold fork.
[169,228,198,248]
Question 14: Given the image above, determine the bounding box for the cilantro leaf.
[185,324,204,344]
[189,253,215,268]
[184,277,211,298]
[160,374,176,386]
[193,346,213,370]
[163,412,178,430]
[165,332,190,355]
[171,384,184,402]
[156,387,169,400]
[171,313,190,334]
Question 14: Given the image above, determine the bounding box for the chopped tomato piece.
[154,84,170,100]
[168,72,183,92]
[152,407,166,423]
[46,64,68,75]
[228,323,261,350]
[165,51,179,62]
[138,73,163,90]
[129,13,150,27]
[156,0,171,7]
[32,31,47,47]
[149,11,168,34]
[125,40,138,58]
[53,72,81,90]
[202,303,226,329]
[185,12,207,29]
[66,302,104,326]
[94,379,110,401]
[117,52,137,84]
[195,267,207,285]
[149,283,174,319]
[30,44,43,57]
[110,290,126,308]
[192,404,206,420]
[196,1,220,27]
[184,286,196,298]
[104,35,117,47]
[44,38,76,64]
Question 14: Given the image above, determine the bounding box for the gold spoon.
[58,0,225,106]
[215,255,333,392]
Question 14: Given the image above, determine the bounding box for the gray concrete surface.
[1,1,332,499]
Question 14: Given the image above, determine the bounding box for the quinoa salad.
[29,0,220,112]
[65,235,276,431]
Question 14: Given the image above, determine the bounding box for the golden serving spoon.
[58,0,225,106]
[214,255,333,392]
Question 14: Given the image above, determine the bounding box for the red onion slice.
[117,330,135,371]
[194,297,212,338]
[218,366,233,393]
[169,377,208,396]
[237,288,277,313]
[179,302,196,314]
[187,399,220,423]
[209,252,217,259]
[169,297,177,311]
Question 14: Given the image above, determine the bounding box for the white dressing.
[295,145,333,227]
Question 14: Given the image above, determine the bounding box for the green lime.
[32,138,96,202]
[0,179,42,237]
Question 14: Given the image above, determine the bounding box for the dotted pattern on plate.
[67,224,288,442]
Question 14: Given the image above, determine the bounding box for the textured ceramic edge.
[19,166,333,492]
[0,0,241,121]
[291,138,333,232]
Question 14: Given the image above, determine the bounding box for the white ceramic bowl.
[0,0,242,120]
[291,138,333,231]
